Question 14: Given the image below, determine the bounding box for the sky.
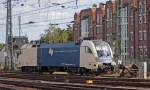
[0,0,107,43]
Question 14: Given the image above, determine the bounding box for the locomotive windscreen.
[96,45,111,57]
[93,41,113,63]
[94,42,111,57]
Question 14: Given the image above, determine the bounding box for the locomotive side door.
[80,45,98,70]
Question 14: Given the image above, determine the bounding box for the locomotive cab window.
[85,46,92,53]
[94,42,112,58]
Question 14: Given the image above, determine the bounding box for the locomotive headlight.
[111,61,116,66]
[97,62,103,67]
[95,57,103,66]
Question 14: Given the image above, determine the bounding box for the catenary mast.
[5,0,14,70]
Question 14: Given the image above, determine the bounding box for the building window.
[143,15,146,23]
[107,8,110,19]
[139,47,143,58]
[81,16,90,38]
[130,32,133,41]
[96,25,101,33]
[130,47,134,58]
[124,7,128,17]
[143,0,147,14]
[130,16,133,25]
[143,47,147,57]
[100,16,102,25]
[125,47,127,54]
[139,31,143,40]
[139,1,142,14]
[143,31,147,40]
[110,19,112,28]
[96,11,100,24]
[107,21,109,28]
[106,8,112,28]
[107,20,112,28]
[139,17,142,24]
[106,34,112,44]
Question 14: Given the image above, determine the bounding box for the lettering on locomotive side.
[61,63,76,66]
[55,50,78,53]
[49,48,78,56]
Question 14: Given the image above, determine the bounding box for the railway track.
[0,77,145,90]
[0,73,149,90]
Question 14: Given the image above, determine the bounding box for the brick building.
[105,0,116,55]
[73,0,116,52]
[115,0,150,64]
[116,0,134,64]
[96,3,106,41]
[137,0,148,60]
[73,0,150,63]
[148,1,150,60]
[73,4,106,44]
[74,12,80,43]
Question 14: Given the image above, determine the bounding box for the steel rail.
[0,73,150,89]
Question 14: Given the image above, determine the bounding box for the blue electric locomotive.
[21,40,114,75]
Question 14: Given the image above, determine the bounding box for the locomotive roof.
[39,43,79,48]
[92,40,109,46]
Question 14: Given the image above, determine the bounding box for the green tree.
[40,25,73,43]
[66,24,73,41]
[0,44,4,51]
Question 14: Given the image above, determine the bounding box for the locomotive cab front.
[94,41,114,71]
[80,40,114,72]
[94,41,113,64]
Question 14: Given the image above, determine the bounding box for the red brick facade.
[73,12,80,43]
[127,0,149,60]
[105,1,116,46]
[73,3,111,42]
[147,0,150,59]
[73,0,150,60]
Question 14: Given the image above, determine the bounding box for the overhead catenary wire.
[0,0,100,32]
[0,21,73,34]
[0,0,95,22]
[19,3,91,18]
[0,0,75,20]
[0,0,76,30]
[0,0,105,22]
[0,0,95,33]
[0,1,101,27]
[0,0,105,43]
[0,16,73,26]
[13,2,90,14]
[0,3,91,26]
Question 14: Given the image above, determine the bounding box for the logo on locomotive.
[49,48,54,56]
